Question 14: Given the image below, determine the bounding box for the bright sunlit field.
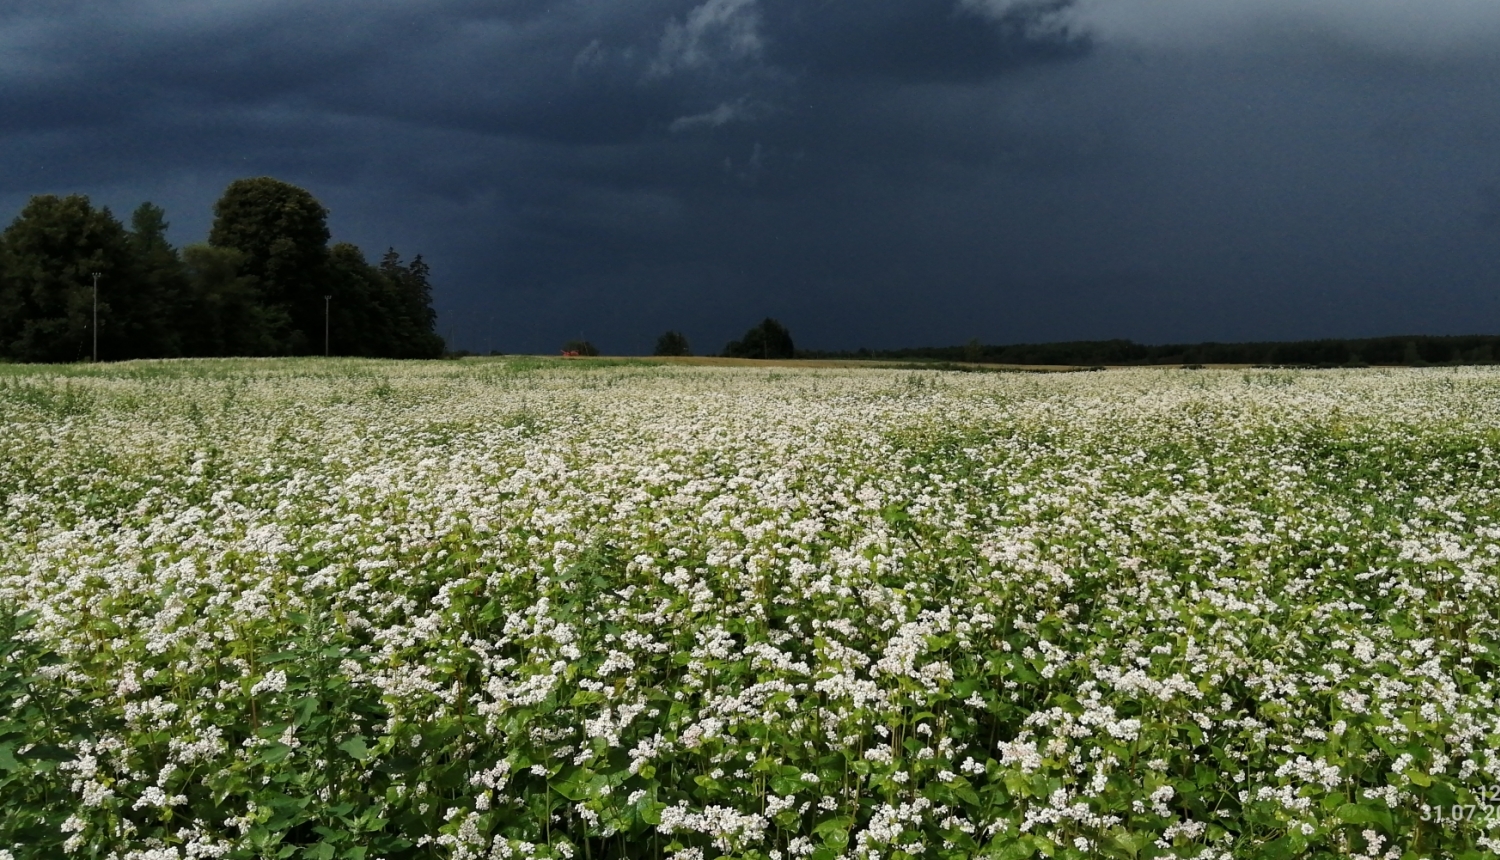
[3,359,1500,860]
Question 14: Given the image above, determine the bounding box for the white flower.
[249,670,287,696]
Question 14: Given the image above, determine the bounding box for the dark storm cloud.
[2,0,1498,354]
[1481,186,1500,229]
[760,0,1086,82]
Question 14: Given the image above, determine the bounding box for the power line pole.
[91,272,101,362]
[324,295,332,357]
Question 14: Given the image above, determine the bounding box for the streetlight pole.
[324,295,332,357]
[91,272,101,362]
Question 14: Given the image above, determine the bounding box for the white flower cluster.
[4,360,1500,856]
[657,803,768,852]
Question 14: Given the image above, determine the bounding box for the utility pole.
[91,272,101,362]
[324,295,332,357]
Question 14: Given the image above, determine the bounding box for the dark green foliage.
[562,339,600,356]
[126,202,191,359]
[0,608,75,855]
[0,195,136,363]
[652,330,691,356]
[208,177,331,354]
[326,243,391,357]
[377,249,445,359]
[178,244,287,357]
[722,318,794,359]
[962,337,982,362]
[0,179,445,362]
[801,335,1500,367]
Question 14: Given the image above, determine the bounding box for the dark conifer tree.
[125,202,190,359]
[377,248,445,358]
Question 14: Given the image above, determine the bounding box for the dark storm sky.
[3,0,1499,354]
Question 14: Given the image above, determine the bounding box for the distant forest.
[0,177,443,363]
[801,335,1500,367]
[5,185,1494,370]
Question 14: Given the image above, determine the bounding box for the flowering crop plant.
[2,358,1500,860]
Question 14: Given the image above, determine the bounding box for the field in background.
[566,356,1084,371]
[3,359,1500,859]
[446,355,1088,372]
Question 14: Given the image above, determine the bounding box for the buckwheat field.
[4,359,1500,860]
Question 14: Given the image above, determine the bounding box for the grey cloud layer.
[1067,0,1500,57]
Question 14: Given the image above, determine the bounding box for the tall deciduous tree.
[208,177,331,354]
[0,179,446,362]
[178,244,286,357]
[723,318,794,360]
[0,195,135,363]
[653,330,691,356]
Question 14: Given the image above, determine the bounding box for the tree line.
[800,335,1500,367]
[0,177,443,363]
[647,324,1500,367]
[636,318,795,359]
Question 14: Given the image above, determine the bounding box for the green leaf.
[1259,835,1299,860]
[257,741,293,765]
[692,774,722,794]
[337,736,370,761]
[569,690,605,707]
[814,816,853,849]
[294,696,318,725]
[771,777,802,795]
[0,742,20,772]
[1003,772,1031,797]
[553,771,588,801]
[1336,803,1381,825]
[1108,830,1150,857]
[988,834,1040,860]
